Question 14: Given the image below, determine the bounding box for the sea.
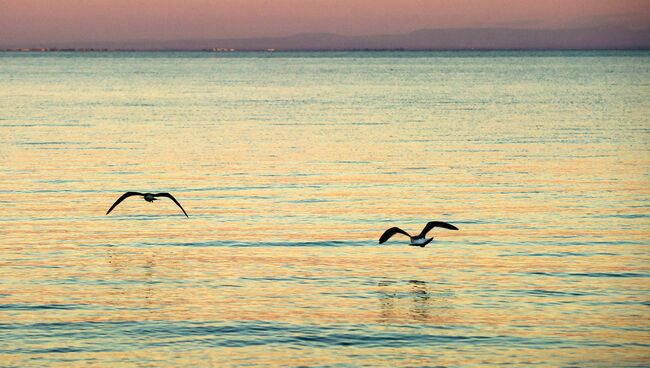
[0,51,649,367]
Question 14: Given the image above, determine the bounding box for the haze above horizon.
[1,0,649,48]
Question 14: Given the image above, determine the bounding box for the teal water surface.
[0,51,649,367]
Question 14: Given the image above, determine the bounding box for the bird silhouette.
[106,192,188,217]
[379,221,458,247]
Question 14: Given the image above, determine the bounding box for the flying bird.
[106,192,189,217]
[379,221,458,247]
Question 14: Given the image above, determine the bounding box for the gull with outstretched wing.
[106,192,188,217]
[379,221,458,247]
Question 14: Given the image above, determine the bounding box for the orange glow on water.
[0,52,648,366]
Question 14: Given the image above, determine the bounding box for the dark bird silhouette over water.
[379,221,458,247]
[106,192,188,217]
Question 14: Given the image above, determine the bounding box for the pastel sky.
[1,0,648,44]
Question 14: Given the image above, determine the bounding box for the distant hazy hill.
[12,26,650,50]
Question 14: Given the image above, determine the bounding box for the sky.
[0,0,649,45]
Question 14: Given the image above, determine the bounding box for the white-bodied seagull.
[106,192,188,217]
[379,221,458,247]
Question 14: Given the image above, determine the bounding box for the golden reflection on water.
[1,52,649,366]
[1,240,649,366]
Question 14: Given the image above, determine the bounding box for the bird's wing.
[106,192,143,215]
[379,227,411,244]
[154,193,189,217]
[418,221,459,238]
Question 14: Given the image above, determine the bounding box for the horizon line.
[4,26,648,51]
[3,48,650,53]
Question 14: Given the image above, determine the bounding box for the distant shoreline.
[2,48,649,52]
[3,27,648,52]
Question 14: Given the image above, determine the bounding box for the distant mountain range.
[7,26,650,51]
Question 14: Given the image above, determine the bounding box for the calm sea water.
[0,51,649,367]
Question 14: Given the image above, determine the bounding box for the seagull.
[106,192,189,217]
[379,221,458,247]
